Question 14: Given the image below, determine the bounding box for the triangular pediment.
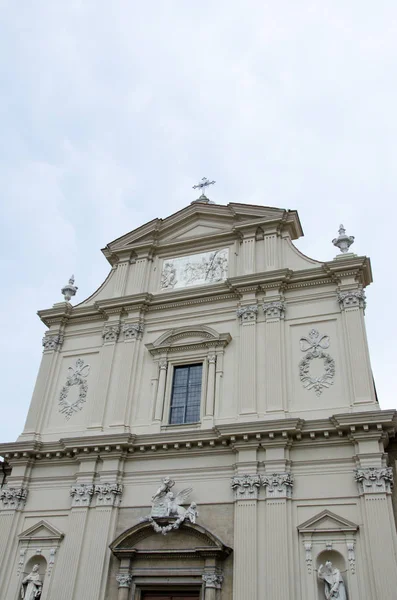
[161,220,229,242]
[102,202,301,263]
[18,520,64,542]
[298,510,358,534]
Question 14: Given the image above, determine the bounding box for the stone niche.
[109,520,232,600]
[15,519,64,600]
[298,510,359,600]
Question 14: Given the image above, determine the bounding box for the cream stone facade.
[1,197,397,600]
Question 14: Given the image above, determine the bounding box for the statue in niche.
[318,562,347,599]
[21,564,42,599]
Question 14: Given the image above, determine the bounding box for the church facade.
[1,195,397,600]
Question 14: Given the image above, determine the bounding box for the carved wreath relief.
[59,358,91,420]
[161,249,228,290]
[299,329,335,396]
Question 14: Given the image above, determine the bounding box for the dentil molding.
[70,484,94,507]
[231,474,261,500]
[354,466,393,494]
[337,290,366,310]
[94,482,123,507]
[236,305,258,323]
[0,487,28,510]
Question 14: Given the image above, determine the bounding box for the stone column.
[49,484,93,599]
[263,233,278,271]
[237,305,258,417]
[261,472,294,599]
[0,454,32,592]
[49,455,97,600]
[205,353,217,417]
[73,474,123,600]
[241,234,256,274]
[23,331,63,436]
[89,321,120,429]
[231,473,260,600]
[154,358,167,422]
[354,466,397,596]
[0,486,28,589]
[262,300,285,413]
[202,569,224,600]
[116,572,132,600]
[113,259,130,297]
[132,252,152,293]
[110,323,144,428]
[338,290,375,406]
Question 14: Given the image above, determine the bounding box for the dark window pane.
[170,364,202,424]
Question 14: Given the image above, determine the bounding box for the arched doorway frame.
[110,519,232,600]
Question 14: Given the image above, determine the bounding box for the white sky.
[1,2,396,442]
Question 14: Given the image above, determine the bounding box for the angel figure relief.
[143,477,199,535]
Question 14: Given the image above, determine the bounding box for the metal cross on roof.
[192,177,216,195]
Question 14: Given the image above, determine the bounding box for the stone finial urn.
[332,224,355,254]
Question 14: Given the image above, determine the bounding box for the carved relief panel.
[160,248,229,290]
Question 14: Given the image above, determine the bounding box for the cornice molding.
[37,259,373,327]
[3,411,395,461]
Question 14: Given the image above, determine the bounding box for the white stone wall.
[1,201,394,599]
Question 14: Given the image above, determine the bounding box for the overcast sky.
[1,2,396,443]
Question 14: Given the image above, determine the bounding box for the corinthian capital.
[236,305,258,323]
[102,324,121,343]
[202,570,224,589]
[42,333,63,352]
[262,301,285,320]
[94,482,123,507]
[354,466,393,495]
[337,290,366,310]
[123,322,144,340]
[70,484,94,507]
[261,472,294,498]
[231,474,261,500]
[0,487,28,510]
[116,573,132,588]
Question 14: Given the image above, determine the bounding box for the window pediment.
[146,326,231,356]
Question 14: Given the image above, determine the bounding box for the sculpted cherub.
[151,476,175,503]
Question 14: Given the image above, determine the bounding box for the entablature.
[37,255,372,327]
[4,410,396,463]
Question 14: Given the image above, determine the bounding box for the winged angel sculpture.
[143,476,198,535]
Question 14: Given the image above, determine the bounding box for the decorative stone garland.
[59,358,90,420]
